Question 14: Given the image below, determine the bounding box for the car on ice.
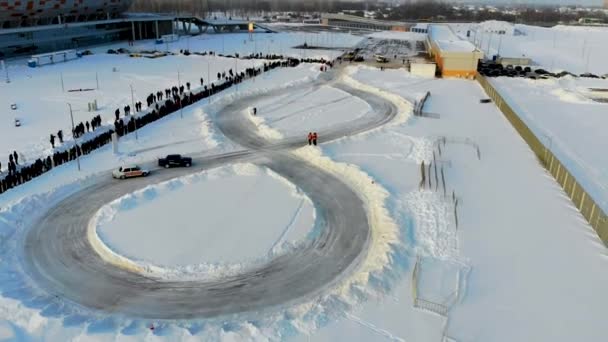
[158,154,192,168]
[10,103,17,110]
[14,118,21,127]
[112,165,150,179]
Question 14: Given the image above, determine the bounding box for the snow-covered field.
[491,76,608,212]
[106,30,363,60]
[1,25,607,342]
[451,22,608,75]
[295,66,608,342]
[96,163,315,276]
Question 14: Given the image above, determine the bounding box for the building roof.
[429,24,477,53]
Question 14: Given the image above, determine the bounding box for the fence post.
[579,192,586,213]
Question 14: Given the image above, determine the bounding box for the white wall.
[410,63,436,78]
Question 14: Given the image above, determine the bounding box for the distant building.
[0,0,133,28]
[411,23,429,34]
[605,0,608,9]
[0,0,175,58]
[321,13,411,31]
[427,25,484,78]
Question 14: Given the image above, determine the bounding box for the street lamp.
[130,84,138,140]
[67,103,81,171]
[178,71,184,118]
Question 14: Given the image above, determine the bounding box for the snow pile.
[292,147,400,293]
[91,163,316,281]
[245,109,284,140]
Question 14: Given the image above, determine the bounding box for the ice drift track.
[21,77,398,319]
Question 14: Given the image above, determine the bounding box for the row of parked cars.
[112,154,193,180]
[478,62,607,80]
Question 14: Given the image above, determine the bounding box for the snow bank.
[292,147,400,294]
[244,108,284,140]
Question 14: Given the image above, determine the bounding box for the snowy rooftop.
[429,24,477,53]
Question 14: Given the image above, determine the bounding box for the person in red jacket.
[307,132,313,146]
[312,132,318,146]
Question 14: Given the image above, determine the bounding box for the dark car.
[158,154,192,168]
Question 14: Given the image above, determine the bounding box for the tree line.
[129,0,607,25]
[129,0,378,17]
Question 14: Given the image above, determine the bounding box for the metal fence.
[477,76,608,245]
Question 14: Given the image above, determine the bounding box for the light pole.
[1,60,9,83]
[235,57,238,92]
[68,103,81,171]
[207,59,211,103]
[497,34,503,57]
[130,84,138,140]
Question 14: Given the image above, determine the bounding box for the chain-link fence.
[477,76,608,245]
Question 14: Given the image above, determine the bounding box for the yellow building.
[427,25,484,78]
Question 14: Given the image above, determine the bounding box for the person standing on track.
[307,132,313,146]
[312,132,318,146]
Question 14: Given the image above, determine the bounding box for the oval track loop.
[22,71,398,319]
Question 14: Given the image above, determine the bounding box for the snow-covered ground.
[96,163,315,275]
[105,30,362,60]
[294,66,608,342]
[1,28,607,342]
[0,53,262,163]
[0,29,361,167]
[247,84,372,139]
[0,62,322,208]
[491,76,608,212]
[451,22,608,75]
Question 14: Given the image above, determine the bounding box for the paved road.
[21,71,398,320]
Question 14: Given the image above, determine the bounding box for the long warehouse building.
[427,24,484,78]
[0,0,133,28]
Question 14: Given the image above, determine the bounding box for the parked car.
[112,165,150,179]
[10,103,17,110]
[158,154,192,168]
[580,73,600,79]
[374,54,388,63]
[14,118,21,127]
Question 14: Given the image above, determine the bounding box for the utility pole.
[130,84,138,140]
[60,72,65,92]
[68,103,81,171]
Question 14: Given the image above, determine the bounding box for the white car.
[10,103,17,110]
[112,165,150,179]
[14,118,21,127]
